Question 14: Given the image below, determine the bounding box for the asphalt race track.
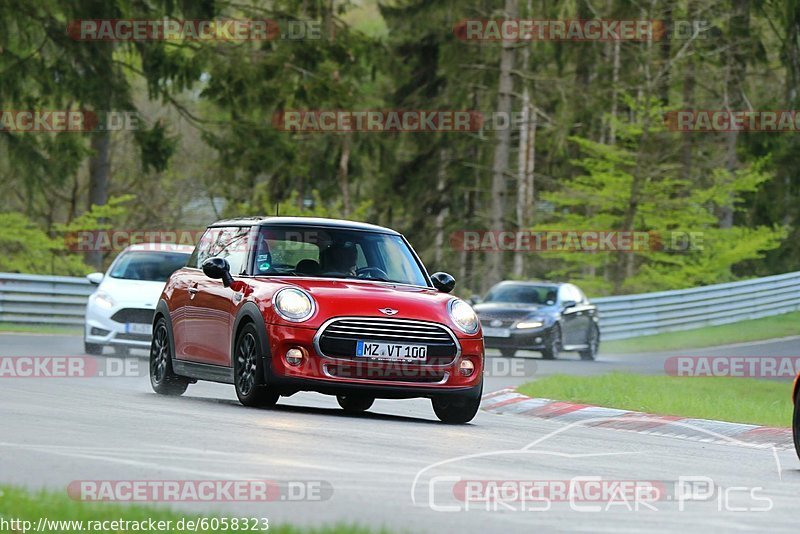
[1,333,798,533]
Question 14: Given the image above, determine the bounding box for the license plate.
[356,340,427,361]
[482,327,511,338]
[125,323,151,335]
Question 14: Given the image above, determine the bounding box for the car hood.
[255,277,460,329]
[95,277,167,307]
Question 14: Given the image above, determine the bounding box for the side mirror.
[202,257,234,288]
[86,272,104,285]
[430,272,456,293]
[468,295,482,305]
[561,299,577,310]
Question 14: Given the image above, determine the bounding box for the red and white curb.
[482,388,794,450]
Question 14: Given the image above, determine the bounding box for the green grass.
[0,485,382,534]
[602,311,800,354]
[0,323,83,335]
[517,372,793,427]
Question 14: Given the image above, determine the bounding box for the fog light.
[458,359,475,377]
[535,337,542,344]
[286,348,304,366]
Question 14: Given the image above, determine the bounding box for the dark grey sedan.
[472,281,600,360]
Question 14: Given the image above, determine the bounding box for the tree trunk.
[609,40,621,145]
[721,0,750,229]
[488,0,518,286]
[434,148,449,266]
[658,4,673,105]
[680,0,697,181]
[338,133,351,217]
[513,88,536,277]
[86,130,110,268]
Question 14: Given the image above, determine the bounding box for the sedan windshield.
[109,251,190,282]
[254,226,429,287]
[484,284,558,305]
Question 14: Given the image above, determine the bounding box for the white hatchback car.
[84,243,193,355]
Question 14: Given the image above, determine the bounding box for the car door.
[183,226,251,366]
[574,286,597,344]
[171,232,214,361]
[558,284,583,346]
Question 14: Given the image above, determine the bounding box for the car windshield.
[484,284,558,305]
[109,251,190,282]
[253,226,429,287]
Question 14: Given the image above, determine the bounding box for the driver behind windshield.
[321,242,358,276]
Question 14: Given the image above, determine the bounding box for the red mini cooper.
[150,217,484,423]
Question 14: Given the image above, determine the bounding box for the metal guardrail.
[0,273,94,327]
[593,271,800,340]
[1,271,799,340]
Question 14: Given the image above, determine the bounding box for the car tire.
[500,348,516,358]
[432,382,482,424]
[234,323,279,408]
[579,324,600,361]
[337,395,374,413]
[149,318,189,396]
[541,325,561,360]
[793,392,800,462]
[84,341,103,356]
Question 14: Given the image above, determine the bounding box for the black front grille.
[316,318,458,365]
[110,308,154,324]
[478,317,515,328]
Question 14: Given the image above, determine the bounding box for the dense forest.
[1,0,799,297]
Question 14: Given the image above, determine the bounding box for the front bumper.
[264,323,484,399]
[84,302,154,349]
[482,326,552,351]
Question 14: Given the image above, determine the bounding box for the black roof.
[207,216,400,235]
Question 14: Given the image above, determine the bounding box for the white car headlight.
[448,298,479,334]
[273,288,316,322]
[93,291,115,310]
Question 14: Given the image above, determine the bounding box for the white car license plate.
[482,327,511,338]
[356,340,427,361]
[125,323,151,335]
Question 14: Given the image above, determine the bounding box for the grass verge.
[517,372,792,427]
[601,311,800,354]
[0,485,381,534]
[0,323,83,335]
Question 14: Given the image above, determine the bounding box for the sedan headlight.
[448,298,479,334]
[273,288,316,322]
[93,291,115,310]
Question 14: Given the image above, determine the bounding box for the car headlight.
[448,298,479,334]
[516,318,544,329]
[93,291,115,310]
[273,288,316,322]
